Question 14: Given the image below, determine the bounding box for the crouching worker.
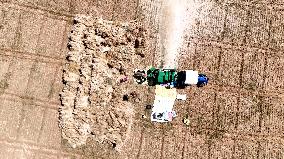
[197,74,209,87]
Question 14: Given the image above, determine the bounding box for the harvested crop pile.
[60,15,148,150]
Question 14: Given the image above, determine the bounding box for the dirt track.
[0,0,284,158]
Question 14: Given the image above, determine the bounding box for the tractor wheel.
[197,82,206,87]
[147,78,155,86]
[176,81,185,89]
[134,70,147,84]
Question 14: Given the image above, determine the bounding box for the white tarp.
[151,85,177,122]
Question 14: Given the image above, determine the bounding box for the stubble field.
[0,0,284,158]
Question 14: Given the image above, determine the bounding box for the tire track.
[158,0,188,69]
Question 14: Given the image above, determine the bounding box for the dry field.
[0,0,284,158]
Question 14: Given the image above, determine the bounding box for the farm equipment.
[134,67,209,122]
[133,67,209,88]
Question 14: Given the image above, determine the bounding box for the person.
[120,76,128,83]
[197,74,209,87]
[170,81,177,88]
[183,118,190,126]
[183,114,190,126]
[145,105,152,109]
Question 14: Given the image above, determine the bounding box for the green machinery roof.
[146,67,177,84]
[157,69,176,83]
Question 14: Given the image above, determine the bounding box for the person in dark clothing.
[197,74,209,87]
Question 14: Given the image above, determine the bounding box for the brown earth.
[0,0,284,158]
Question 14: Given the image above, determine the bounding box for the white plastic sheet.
[151,85,177,122]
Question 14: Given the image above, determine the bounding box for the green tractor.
[133,67,209,88]
[146,67,177,86]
